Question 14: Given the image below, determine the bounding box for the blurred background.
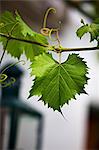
[0,0,99,150]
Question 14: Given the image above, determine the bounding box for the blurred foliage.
[64,0,99,62]
[64,1,99,20]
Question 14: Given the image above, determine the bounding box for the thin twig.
[0,33,49,47]
[0,39,9,65]
[54,46,99,52]
[0,33,99,53]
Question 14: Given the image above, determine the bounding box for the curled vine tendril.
[40,7,61,47]
[0,74,7,82]
[0,60,25,87]
[1,77,16,88]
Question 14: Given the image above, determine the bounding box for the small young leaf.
[76,25,89,39]
[29,53,88,111]
[76,19,99,42]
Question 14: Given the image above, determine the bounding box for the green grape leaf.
[15,11,48,44]
[0,11,18,34]
[15,11,36,37]
[0,11,48,60]
[29,53,88,111]
[76,20,99,42]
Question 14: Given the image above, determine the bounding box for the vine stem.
[0,39,9,65]
[0,33,49,47]
[0,33,99,53]
[0,50,6,65]
[54,46,99,52]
